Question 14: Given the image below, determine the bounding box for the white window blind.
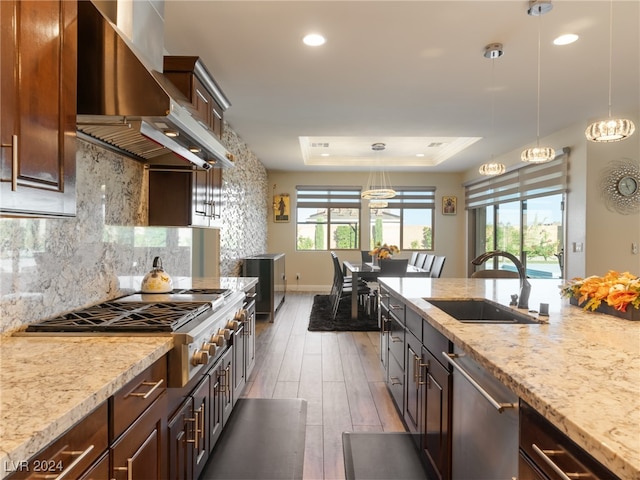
[383,187,436,208]
[465,150,568,210]
[296,186,362,208]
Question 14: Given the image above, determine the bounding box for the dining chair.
[415,253,427,271]
[471,269,519,278]
[409,252,419,266]
[330,252,369,319]
[361,250,373,264]
[429,256,446,278]
[379,258,409,276]
[422,254,435,273]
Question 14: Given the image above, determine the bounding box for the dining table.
[342,260,430,321]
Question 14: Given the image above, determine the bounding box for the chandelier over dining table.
[361,142,396,200]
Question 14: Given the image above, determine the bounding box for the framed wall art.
[442,196,457,215]
[274,193,290,222]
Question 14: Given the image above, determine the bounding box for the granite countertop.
[0,276,257,479]
[379,277,640,479]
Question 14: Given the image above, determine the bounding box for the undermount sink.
[427,299,542,324]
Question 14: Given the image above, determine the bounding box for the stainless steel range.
[22,288,246,388]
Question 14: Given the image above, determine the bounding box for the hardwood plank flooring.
[241,292,406,480]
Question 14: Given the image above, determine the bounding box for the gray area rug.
[200,398,307,479]
[343,432,432,480]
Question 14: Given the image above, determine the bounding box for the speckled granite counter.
[379,277,640,479]
[0,276,257,479]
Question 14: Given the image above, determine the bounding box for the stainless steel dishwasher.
[443,346,519,480]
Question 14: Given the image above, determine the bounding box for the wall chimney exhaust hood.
[76,1,233,169]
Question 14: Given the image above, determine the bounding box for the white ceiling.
[162,1,640,173]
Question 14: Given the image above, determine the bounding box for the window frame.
[368,187,436,251]
[295,186,362,251]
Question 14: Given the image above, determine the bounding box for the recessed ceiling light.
[553,34,578,46]
[303,33,326,47]
[416,153,425,157]
[320,153,330,157]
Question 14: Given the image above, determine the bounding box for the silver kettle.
[140,257,174,293]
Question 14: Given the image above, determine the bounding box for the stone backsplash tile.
[1,125,268,334]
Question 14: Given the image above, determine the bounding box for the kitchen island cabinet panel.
[0,0,76,217]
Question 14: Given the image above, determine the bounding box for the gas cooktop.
[24,288,233,333]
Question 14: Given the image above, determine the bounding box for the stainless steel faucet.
[471,250,531,309]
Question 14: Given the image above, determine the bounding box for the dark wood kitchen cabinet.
[148,164,222,227]
[380,289,452,480]
[243,254,286,322]
[0,0,77,217]
[5,402,108,480]
[163,56,229,140]
[110,357,168,480]
[519,401,617,480]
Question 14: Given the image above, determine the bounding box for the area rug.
[200,398,307,479]
[308,294,379,332]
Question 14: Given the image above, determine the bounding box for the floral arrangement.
[370,243,400,260]
[560,270,640,312]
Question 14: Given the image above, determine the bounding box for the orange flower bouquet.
[560,270,640,312]
[370,243,400,260]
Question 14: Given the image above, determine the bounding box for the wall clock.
[600,159,640,214]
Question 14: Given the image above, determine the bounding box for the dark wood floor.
[241,292,405,480]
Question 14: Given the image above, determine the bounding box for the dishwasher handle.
[442,352,517,413]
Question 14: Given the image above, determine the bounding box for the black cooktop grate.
[25,301,212,333]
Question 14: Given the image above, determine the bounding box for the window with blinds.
[296,187,361,250]
[369,187,436,251]
[465,153,568,210]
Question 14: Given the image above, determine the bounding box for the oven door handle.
[442,352,516,413]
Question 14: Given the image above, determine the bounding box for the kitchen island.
[379,277,639,479]
[0,276,257,479]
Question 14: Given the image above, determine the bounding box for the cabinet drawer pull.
[390,303,403,310]
[531,443,579,480]
[390,336,403,343]
[390,376,402,385]
[442,352,516,413]
[38,444,95,480]
[418,360,428,386]
[127,379,164,399]
[1,135,19,191]
[114,457,134,480]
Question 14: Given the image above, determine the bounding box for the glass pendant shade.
[585,1,635,143]
[585,118,636,143]
[479,162,506,176]
[361,143,396,200]
[368,200,388,209]
[521,146,555,163]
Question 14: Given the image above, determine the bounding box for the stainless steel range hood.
[76,1,233,169]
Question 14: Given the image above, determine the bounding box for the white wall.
[266,170,465,292]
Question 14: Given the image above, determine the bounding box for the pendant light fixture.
[361,142,396,200]
[585,0,635,142]
[521,0,555,164]
[479,43,506,177]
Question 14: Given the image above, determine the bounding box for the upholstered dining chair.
[422,254,435,273]
[429,256,446,278]
[409,252,419,266]
[361,250,373,264]
[415,253,427,271]
[471,269,520,278]
[379,258,409,276]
